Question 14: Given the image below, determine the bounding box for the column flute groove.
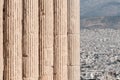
[0,0,3,80]
[67,0,80,80]
[39,0,53,80]
[53,0,68,80]
[22,0,39,80]
[3,0,22,80]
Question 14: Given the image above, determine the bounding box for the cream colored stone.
[67,0,80,34]
[67,0,80,80]
[53,66,68,80]
[1,0,81,80]
[23,77,38,80]
[3,0,22,80]
[39,75,53,80]
[68,34,80,65]
[23,0,39,79]
[53,0,68,80]
[39,66,53,76]
[68,66,80,80]
[54,35,68,65]
[39,66,53,80]
[39,48,53,66]
[0,0,3,80]
[39,0,53,80]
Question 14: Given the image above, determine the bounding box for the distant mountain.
[81,0,120,17]
[81,16,120,29]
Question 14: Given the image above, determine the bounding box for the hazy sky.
[81,0,120,17]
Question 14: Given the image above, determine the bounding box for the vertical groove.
[22,0,39,80]
[3,0,22,80]
[0,0,3,80]
[53,0,68,80]
[67,0,80,80]
[39,0,53,80]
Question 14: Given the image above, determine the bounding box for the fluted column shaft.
[53,0,68,80]
[0,0,3,80]
[67,0,80,80]
[3,0,22,80]
[39,0,53,80]
[23,0,39,80]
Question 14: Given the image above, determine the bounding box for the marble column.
[39,0,53,80]
[67,0,80,80]
[53,0,68,80]
[3,0,22,80]
[23,0,39,80]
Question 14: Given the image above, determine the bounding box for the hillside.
[81,16,120,29]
